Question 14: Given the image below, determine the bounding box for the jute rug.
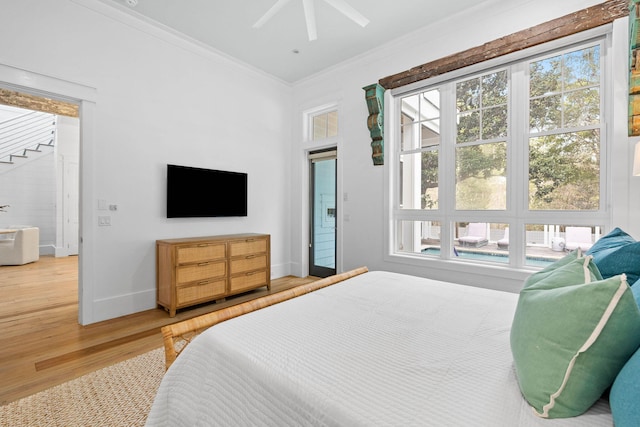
[0,348,165,426]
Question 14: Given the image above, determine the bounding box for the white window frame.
[384,25,614,281]
[304,103,339,143]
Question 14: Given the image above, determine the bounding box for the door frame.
[0,63,97,325]
[309,149,337,277]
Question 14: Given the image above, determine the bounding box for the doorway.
[309,149,337,278]
[0,63,96,324]
[0,95,80,255]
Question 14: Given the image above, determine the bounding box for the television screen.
[167,164,247,218]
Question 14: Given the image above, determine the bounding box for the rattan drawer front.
[230,254,267,275]
[229,238,267,258]
[177,278,226,306]
[230,270,268,293]
[177,260,226,284]
[177,243,226,264]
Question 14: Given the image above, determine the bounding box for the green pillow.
[523,249,588,288]
[511,255,640,418]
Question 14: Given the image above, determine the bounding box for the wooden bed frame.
[161,266,369,369]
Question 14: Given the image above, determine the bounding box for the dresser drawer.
[229,270,268,293]
[229,238,267,258]
[177,278,227,306]
[230,254,267,275]
[177,260,226,284]
[177,243,226,264]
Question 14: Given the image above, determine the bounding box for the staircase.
[0,111,57,171]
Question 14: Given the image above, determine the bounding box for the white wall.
[1,0,293,324]
[0,114,79,256]
[291,0,640,290]
[0,151,56,249]
[0,105,26,124]
[0,106,58,252]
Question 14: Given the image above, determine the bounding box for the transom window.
[391,37,607,269]
[311,110,338,140]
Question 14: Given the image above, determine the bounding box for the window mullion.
[600,36,610,215]
[439,82,457,258]
[509,62,528,267]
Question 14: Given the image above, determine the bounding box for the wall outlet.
[98,216,111,226]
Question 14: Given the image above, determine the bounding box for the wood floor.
[0,255,318,405]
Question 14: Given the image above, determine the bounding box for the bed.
[145,265,620,426]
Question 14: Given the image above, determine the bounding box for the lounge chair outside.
[458,223,488,248]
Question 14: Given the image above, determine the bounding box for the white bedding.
[146,271,612,426]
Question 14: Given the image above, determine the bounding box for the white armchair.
[458,223,489,248]
[0,227,40,266]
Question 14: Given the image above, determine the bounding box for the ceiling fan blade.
[322,0,369,27]
[253,0,294,28]
[302,0,318,41]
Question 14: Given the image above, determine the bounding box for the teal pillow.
[610,347,640,427]
[585,228,640,283]
[592,242,640,284]
[632,278,640,304]
[511,255,640,418]
[586,227,636,262]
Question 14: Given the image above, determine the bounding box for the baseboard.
[91,288,157,324]
[40,244,56,256]
[90,262,298,323]
[53,246,71,257]
[271,262,294,279]
[288,262,304,278]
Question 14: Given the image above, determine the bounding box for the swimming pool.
[420,247,554,267]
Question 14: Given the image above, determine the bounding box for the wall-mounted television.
[166,164,248,218]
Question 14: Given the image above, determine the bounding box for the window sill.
[383,252,536,294]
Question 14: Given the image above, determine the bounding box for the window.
[528,45,601,211]
[311,110,338,140]
[391,36,607,269]
[455,70,508,211]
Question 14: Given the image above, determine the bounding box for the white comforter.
[146,271,612,426]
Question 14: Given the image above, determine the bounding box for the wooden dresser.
[156,233,270,317]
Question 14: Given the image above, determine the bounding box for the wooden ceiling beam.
[0,88,78,118]
[379,0,629,90]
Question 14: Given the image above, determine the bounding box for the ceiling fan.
[253,0,369,41]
